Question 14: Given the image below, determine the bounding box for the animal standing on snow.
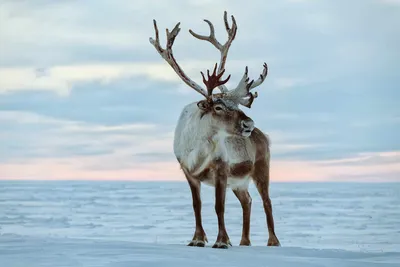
[149,11,280,249]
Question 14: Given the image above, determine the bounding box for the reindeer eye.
[215,106,223,111]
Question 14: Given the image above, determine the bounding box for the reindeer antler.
[149,13,268,108]
[201,63,231,96]
[189,11,237,93]
[149,20,209,98]
[225,63,268,108]
[189,11,268,108]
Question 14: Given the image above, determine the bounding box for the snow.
[0,181,399,267]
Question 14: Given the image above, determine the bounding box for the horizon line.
[0,179,398,183]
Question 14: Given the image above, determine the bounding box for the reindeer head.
[191,63,254,137]
[149,11,268,137]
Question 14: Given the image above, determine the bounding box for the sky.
[0,0,399,182]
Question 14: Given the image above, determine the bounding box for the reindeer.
[149,11,280,249]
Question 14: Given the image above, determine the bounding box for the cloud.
[0,159,181,181]
[0,63,192,95]
[0,109,399,182]
[0,110,170,163]
[0,0,399,181]
[380,0,400,5]
[318,151,400,166]
[2,151,398,182]
[0,72,398,181]
[0,60,278,96]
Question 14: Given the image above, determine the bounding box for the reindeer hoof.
[267,236,281,247]
[212,241,231,249]
[239,239,251,246]
[188,240,206,247]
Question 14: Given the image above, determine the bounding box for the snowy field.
[0,181,399,267]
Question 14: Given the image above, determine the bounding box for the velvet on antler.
[189,11,237,93]
[149,20,208,98]
[189,11,269,108]
[149,20,230,101]
[224,63,268,108]
[201,63,231,96]
[149,11,269,108]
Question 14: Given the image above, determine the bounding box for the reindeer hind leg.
[233,189,252,246]
[253,160,280,247]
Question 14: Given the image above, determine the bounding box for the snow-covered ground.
[0,181,399,266]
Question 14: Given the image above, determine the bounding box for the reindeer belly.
[190,160,253,190]
[197,175,251,190]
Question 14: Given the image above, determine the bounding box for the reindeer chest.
[181,134,227,174]
[178,134,254,189]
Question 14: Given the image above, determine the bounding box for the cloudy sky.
[0,0,399,181]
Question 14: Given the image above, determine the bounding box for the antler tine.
[223,11,238,40]
[189,20,222,50]
[166,22,181,50]
[201,63,231,96]
[149,20,208,98]
[238,91,258,108]
[207,62,219,79]
[150,20,163,54]
[249,62,268,89]
[239,63,267,107]
[189,11,238,93]
[235,76,258,108]
[224,62,268,108]
[219,11,237,73]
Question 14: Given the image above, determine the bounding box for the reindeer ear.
[197,100,210,111]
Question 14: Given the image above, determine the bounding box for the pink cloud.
[0,159,180,181]
[1,151,398,182]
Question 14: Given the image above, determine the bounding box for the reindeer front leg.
[213,159,231,249]
[185,176,208,247]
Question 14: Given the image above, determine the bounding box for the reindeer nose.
[241,119,254,131]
